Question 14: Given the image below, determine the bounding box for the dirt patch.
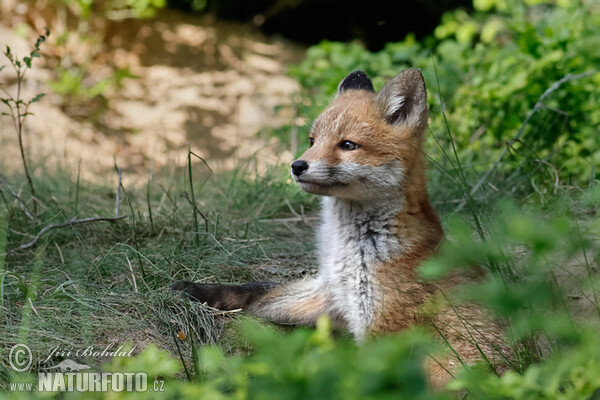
[0,7,305,185]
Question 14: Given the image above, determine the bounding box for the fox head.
[291,69,429,202]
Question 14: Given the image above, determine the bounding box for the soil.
[0,5,306,186]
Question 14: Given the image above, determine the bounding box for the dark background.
[168,0,472,50]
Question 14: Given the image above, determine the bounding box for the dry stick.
[11,164,127,252]
[468,70,596,199]
[14,216,126,251]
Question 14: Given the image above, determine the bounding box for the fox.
[173,69,510,385]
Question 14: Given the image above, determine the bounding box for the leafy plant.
[0,29,50,203]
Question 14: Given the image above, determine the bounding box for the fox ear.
[374,68,428,132]
[337,71,375,94]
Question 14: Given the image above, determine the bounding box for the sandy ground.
[0,6,305,187]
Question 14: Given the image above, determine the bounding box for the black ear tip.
[338,70,375,93]
[349,70,369,78]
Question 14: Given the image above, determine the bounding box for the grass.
[0,156,320,390]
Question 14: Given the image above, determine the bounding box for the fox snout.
[291,160,309,176]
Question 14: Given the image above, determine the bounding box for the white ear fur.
[384,93,406,120]
[374,68,428,132]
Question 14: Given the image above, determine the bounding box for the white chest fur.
[317,196,405,340]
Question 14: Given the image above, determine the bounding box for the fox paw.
[171,281,229,309]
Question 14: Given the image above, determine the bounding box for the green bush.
[271,0,600,192]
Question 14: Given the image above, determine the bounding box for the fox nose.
[291,160,309,176]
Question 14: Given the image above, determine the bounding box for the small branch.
[0,86,12,98]
[13,216,126,252]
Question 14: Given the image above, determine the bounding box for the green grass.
[0,157,320,390]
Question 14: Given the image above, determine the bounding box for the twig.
[13,216,126,252]
[9,229,35,238]
[468,70,596,198]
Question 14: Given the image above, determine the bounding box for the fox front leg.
[171,281,278,311]
[172,278,333,326]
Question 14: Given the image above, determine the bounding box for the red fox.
[173,69,509,385]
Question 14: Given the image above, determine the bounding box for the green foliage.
[450,331,600,399]
[58,0,166,20]
[275,0,600,190]
[184,318,435,400]
[11,318,442,399]
[48,66,136,111]
[423,191,599,397]
[0,29,50,201]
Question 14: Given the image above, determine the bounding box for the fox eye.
[309,137,314,147]
[339,140,359,151]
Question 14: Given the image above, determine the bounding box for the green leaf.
[28,93,45,104]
